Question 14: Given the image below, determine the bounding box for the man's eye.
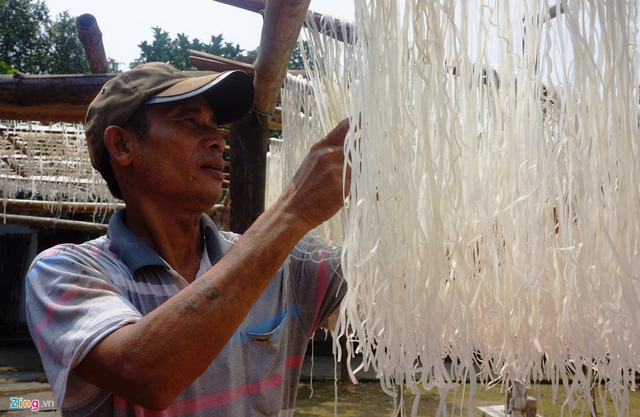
[183,118,197,125]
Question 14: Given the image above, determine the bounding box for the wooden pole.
[0,71,239,123]
[2,199,226,220]
[548,3,566,20]
[0,73,112,123]
[189,50,256,75]
[229,111,270,233]
[2,199,124,214]
[226,0,312,232]
[505,381,538,417]
[252,0,312,115]
[0,214,108,233]
[75,14,109,74]
[212,0,352,43]
[306,10,352,43]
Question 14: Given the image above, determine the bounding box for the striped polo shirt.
[26,209,345,416]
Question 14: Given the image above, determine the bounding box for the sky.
[44,0,355,69]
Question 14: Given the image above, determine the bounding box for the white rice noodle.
[1,123,118,217]
[270,13,355,244]
[276,1,640,416]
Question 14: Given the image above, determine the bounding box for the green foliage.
[1,0,309,75]
[131,28,247,70]
[289,40,313,70]
[46,11,89,74]
[0,0,114,74]
[107,58,121,73]
[0,60,17,74]
[0,0,50,73]
[130,27,310,75]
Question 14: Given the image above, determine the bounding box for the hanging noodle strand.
[275,1,640,416]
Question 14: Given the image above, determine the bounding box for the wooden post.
[505,381,537,417]
[227,0,312,231]
[229,111,270,233]
[75,14,109,74]
[252,0,312,115]
[339,334,350,382]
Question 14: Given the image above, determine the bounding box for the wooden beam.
[189,50,255,75]
[0,71,247,124]
[76,14,109,74]
[307,10,352,43]
[0,213,108,233]
[0,73,111,123]
[2,199,124,214]
[1,198,226,217]
[212,0,352,43]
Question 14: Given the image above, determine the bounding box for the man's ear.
[103,125,133,167]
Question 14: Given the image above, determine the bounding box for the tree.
[0,61,17,74]
[46,11,89,74]
[0,0,118,74]
[0,0,50,73]
[131,28,246,70]
[107,58,122,73]
[288,40,313,70]
[201,34,244,60]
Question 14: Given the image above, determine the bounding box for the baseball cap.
[84,62,255,170]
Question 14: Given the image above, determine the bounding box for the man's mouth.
[203,164,222,171]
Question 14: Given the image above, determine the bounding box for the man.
[26,62,349,416]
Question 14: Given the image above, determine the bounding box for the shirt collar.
[107,209,229,274]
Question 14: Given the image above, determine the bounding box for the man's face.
[126,95,227,211]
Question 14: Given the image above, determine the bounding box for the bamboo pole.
[211,0,352,43]
[189,50,255,75]
[252,0,312,114]
[3,199,124,214]
[307,10,352,43]
[2,199,225,217]
[1,213,108,233]
[0,71,246,123]
[227,0,312,232]
[75,14,109,74]
[0,73,112,123]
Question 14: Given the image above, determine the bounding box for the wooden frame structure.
[0,0,562,235]
[0,0,348,233]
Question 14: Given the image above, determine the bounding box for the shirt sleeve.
[288,237,346,336]
[25,243,142,416]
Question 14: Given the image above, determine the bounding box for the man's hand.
[281,118,350,230]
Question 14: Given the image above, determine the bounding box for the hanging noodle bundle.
[1,122,117,216]
[276,1,640,415]
[267,13,355,243]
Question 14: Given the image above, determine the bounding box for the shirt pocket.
[241,311,288,416]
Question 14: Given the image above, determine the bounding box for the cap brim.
[145,70,254,125]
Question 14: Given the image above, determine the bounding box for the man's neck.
[124,203,205,283]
